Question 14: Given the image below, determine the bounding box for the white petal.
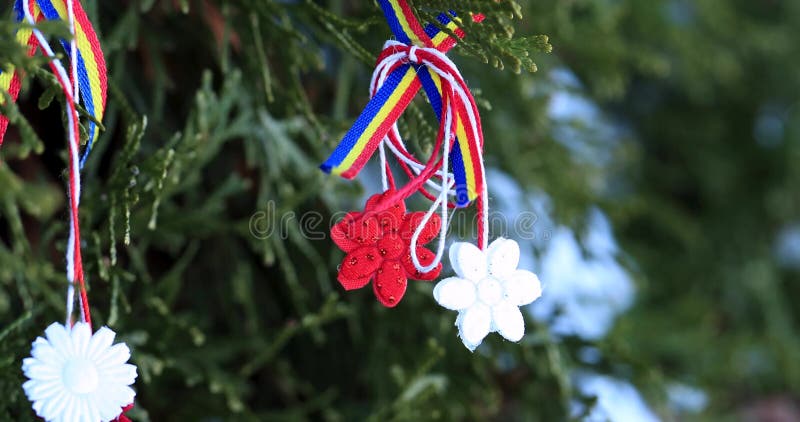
[111,385,136,408]
[450,242,487,281]
[502,270,543,306]
[41,389,69,420]
[23,379,62,401]
[492,301,525,342]
[487,238,520,278]
[457,304,492,351]
[63,397,79,422]
[32,396,45,416]
[78,397,95,422]
[100,363,138,386]
[22,361,60,381]
[434,277,477,310]
[87,326,116,361]
[31,338,64,365]
[95,343,131,369]
[84,394,101,422]
[44,323,71,357]
[95,387,125,421]
[71,322,92,356]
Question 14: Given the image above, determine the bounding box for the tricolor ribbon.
[321,0,485,208]
[1,0,107,167]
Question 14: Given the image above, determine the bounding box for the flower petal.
[63,396,78,422]
[338,247,382,290]
[502,270,542,306]
[85,396,101,422]
[487,238,520,278]
[330,212,362,252]
[491,301,525,342]
[91,391,119,422]
[400,212,442,246]
[449,242,487,281]
[373,260,408,307]
[23,378,62,401]
[44,323,71,357]
[377,233,404,260]
[22,361,60,381]
[87,326,116,361]
[457,304,492,351]
[40,387,69,420]
[433,277,476,310]
[71,322,92,357]
[95,343,132,370]
[366,191,406,231]
[30,338,61,364]
[100,363,138,387]
[402,247,442,280]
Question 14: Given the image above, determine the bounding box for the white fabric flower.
[22,322,137,422]
[434,238,542,351]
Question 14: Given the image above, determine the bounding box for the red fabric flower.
[331,190,442,307]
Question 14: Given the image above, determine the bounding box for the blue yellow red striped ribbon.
[36,0,107,166]
[321,1,484,207]
[1,0,106,167]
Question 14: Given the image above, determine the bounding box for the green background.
[1,0,799,420]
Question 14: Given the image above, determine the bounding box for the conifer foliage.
[2,0,800,420]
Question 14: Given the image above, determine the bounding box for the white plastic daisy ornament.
[22,322,137,422]
[434,238,542,351]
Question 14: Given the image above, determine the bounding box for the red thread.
[26,0,92,326]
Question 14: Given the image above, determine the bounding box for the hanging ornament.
[332,189,442,307]
[433,239,542,351]
[2,1,137,420]
[22,323,137,421]
[321,0,543,351]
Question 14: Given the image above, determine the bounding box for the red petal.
[331,212,361,252]
[338,246,383,290]
[374,260,408,307]
[400,212,442,245]
[377,233,405,260]
[365,190,406,232]
[335,215,381,248]
[402,247,442,281]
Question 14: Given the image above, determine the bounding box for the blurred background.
[1,0,799,420]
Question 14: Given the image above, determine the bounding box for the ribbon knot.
[322,6,486,209]
[407,45,421,64]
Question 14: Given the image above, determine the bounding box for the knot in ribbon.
[321,2,486,209]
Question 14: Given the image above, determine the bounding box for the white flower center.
[476,277,503,306]
[62,358,99,395]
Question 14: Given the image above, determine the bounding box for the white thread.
[66,0,80,322]
[383,133,457,195]
[379,140,389,192]
[409,97,454,273]
[372,40,489,262]
[477,143,489,250]
[369,50,457,196]
[65,285,74,326]
[374,41,481,182]
[23,2,85,323]
[408,45,420,64]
